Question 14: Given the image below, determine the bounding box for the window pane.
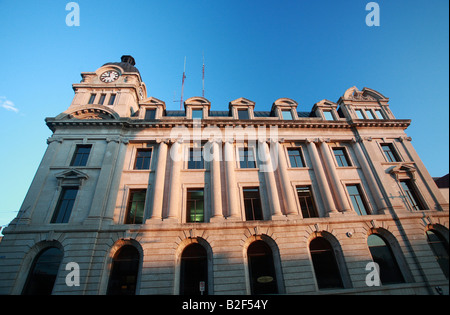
[88,94,96,104]
[243,188,263,220]
[98,94,106,105]
[192,109,203,119]
[356,110,365,119]
[188,149,204,169]
[71,145,92,167]
[346,185,369,215]
[22,247,64,295]
[125,190,146,224]
[51,188,78,223]
[381,144,400,162]
[239,148,256,169]
[186,189,204,222]
[287,148,305,168]
[366,110,376,119]
[107,246,140,295]
[180,244,208,295]
[238,109,249,120]
[145,109,156,120]
[248,241,278,294]
[134,149,152,170]
[426,230,449,279]
[323,111,334,120]
[367,234,405,284]
[108,94,116,105]
[375,109,385,119]
[282,110,293,120]
[297,186,318,218]
[332,148,350,167]
[400,180,424,211]
[310,238,344,289]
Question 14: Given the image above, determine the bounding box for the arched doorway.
[22,247,64,295]
[309,237,344,289]
[107,245,140,295]
[426,229,449,279]
[247,240,278,294]
[180,243,208,295]
[367,234,405,284]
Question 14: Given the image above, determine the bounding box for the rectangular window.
[282,110,293,120]
[297,186,318,218]
[51,187,78,223]
[88,94,96,104]
[238,109,250,120]
[356,109,365,119]
[323,111,334,121]
[134,148,152,170]
[243,188,263,221]
[400,180,425,211]
[70,144,92,167]
[145,109,156,120]
[125,189,146,224]
[192,109,203,119]
[287,148,306,168]
[108,94,116,105]
[366,110,376,119]
[98,94,106,105]
[375,109,385,119]
[332,147,351,167]
[346,184,370,215]
[186,189,204,222]
[381,144,401,162]
[239,148,256,169]
[188,148,204,169]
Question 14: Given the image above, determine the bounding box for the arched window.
[22,247,63,295]
[309,237,344,289]
[107,245,140,295]
[247,240,278,294]
[426,230,449,279]
[180,243,208,295]
[367,234,404,284]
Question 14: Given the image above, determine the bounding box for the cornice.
[45,116,411,132]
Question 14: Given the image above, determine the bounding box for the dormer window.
[238,109,250,120]
[281,110,293,120]
[375,109,385,119]
[192,109,203,119]
[323,110,334,121]
[229,98,255,120]
[272,98,298,121]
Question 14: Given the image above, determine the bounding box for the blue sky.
[0,0,448,230]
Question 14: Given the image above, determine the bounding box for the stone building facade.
[0,56,448,295]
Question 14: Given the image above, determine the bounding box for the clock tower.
[63,55,147,118]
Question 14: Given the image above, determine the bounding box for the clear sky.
[0,0,448,230]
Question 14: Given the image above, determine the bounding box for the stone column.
[87,137,121,223]
[318,140,352,213]
[210,139,223,220]
[224,139,240,219]
[352,138,389,214]
[306,139,337,215]
[275,140,298,215]
[259,140,283,218]
[149,139,168,221]
[166,139,183,221]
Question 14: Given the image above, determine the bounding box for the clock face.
[100,70,120,83]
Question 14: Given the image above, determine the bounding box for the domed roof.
[102,55,140,75]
